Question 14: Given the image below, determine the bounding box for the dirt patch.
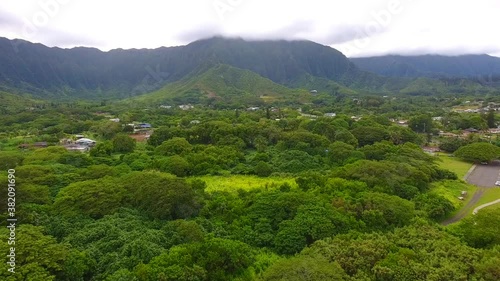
[129,134,149,142]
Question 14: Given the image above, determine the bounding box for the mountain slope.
[184,37,359,85]
[0,37,370,99]
[2,36,500,100]
[130,64,311,105]
[0,37,186,99]
[351,54,500,78]
[0,91,43,113]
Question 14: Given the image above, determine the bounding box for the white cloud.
[0,0,499,57]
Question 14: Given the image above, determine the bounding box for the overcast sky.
[0,0,499,57]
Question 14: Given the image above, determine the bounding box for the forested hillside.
[2,37,500,101]
[0,37,365,99]
[1,96,500,280]
[352,54,500,78]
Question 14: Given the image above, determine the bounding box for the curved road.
[473,199,500,214]
[442,188,485,225]
[442,162,500,225]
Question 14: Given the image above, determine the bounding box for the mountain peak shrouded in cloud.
[1,35,500,101]
[351,54,500,78]
[0,36,361,99]
[0,0,499,57]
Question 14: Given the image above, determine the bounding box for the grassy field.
[433,154,476,212]
[436,154,473,179]
[193,175,297,193]
[430,180,477,210]
[435,154,500,220]
[471,188,500,211]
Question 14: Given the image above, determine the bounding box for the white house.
[179,104,194,110]
[75,138,96,147]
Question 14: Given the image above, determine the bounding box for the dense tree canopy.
[454,142,500,162]
[2,97,499,281]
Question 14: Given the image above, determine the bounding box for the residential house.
[18,144,30,150]
[75,138,96,147]
[422,146,440,155]
[438,131,458,137]
[65,144,90,152]
[136,123,152,129]
[33,142,48,148]
[179,104,194,110]
[396,120,409,127]
[462,128,479,137]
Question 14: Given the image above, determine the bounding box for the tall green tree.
[53,177,125,218]
[454,142,500,163]
[453,208,500,248]
[137,238,256,281]
[155,137,192,156]
[351,126,390,147]
[408,114,433,133]
[120,172,202,220]
[0,225,70,281]
[260,255,348,281]
[112,134,136,153]
[486,110,496,128]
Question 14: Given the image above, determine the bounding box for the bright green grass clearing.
[430,180,476,210]
[471,188,500,211]
[484,202,500,210]
[436,154,473,179]
[193,175,297,193]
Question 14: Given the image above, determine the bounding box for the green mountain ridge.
[399,77,496,96]
[1,36,500,102]
[130,64,312,105]
[351,54,500,78]
[0,36,367,100]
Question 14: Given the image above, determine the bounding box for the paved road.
[473,199,500,214]
[442,162,500,225]
[466,163,500,187]
[442,188,485,225]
